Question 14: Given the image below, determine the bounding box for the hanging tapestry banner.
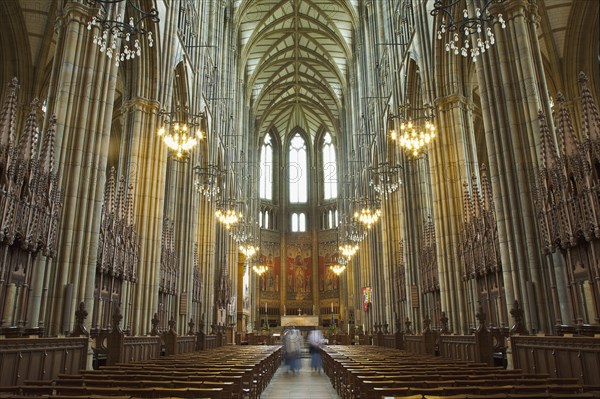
[362,287,372,312]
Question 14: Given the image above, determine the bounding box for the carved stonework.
[460,164,505,328]
[510,300,529,335]
[419,218,441,324]
[111,305,123,334]
[423,315,431,333]
[168,317,176,333]
[150,313,160,336]
[94,167,139,330]
[476,306,488,333]
[160,219,178,295]
[192,243,202,305]
[535,72,600,327]
[0,78,64,331]
[440,311,450,334]
[71,302,89,337]
[404,317,412,335]
[187,318,195,335]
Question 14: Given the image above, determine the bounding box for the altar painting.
[319,252,340,298]
[259,253,280,297]
[287,248,311,300]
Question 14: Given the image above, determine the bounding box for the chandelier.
[354,207,381,228]
[86,0,159,68]
[215,208,243,229]
[157,109,205,160]
[234,221,259,257]
[330,263,347,276]
[390,107,437,158]
[193,164,221,200]
[331,255,348,275]
[431,0,507,61]
[369,162,402,197]
[339,215,367,246]
[339,242,359,258]
[215,198,244,229]
[252,264,268,276]
[231,221,254,243]
[240,244,259,258]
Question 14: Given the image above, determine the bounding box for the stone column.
[123,97,165,335]
[475,0,553,332]
[44,1,119,336]
[430,93,475,334]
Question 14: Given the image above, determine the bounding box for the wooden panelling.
[122,336,161,363]
[438,335,477,362]
[176,336,196,354]
[205,336,217,350]
[404,335,424,354]
[0,337,88,386]
[511,335,600,385]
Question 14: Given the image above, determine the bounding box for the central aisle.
[260,357,341,399]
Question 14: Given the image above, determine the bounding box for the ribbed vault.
[236,0,357,138]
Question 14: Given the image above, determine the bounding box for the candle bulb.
[331,302,334,313]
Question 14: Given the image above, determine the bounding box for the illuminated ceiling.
[236,0,358,140]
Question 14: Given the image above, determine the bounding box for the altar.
[280,315,319,328]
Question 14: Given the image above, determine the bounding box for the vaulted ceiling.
[236,0,357,141]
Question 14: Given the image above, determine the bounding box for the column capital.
[122,97,161,114]
[57,1,96,28]
[435,93,468,111]
[493,0,539,24]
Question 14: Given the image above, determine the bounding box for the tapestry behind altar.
[319,252,340,299]
[259,238,280,300]
[319,234,340,299]
[286,243,312,300]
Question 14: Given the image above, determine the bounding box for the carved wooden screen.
[93,167,138,333]
[460,165,506,330]
[0,79,63,335]
[535,73,600,330]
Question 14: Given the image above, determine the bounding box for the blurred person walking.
[307,329,324,372]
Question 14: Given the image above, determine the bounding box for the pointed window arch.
[322,132,337,200]
[291,212,306,232]
[289,133,307,203]
[260,133,273,200]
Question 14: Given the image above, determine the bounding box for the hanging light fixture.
[193,164,221,200]
[339,241,359,258]
[236,221,259,257]
[240,243,259,258]
[390,105,436,158]
[215,203,243,229]
[369,162,402,197]
[86,0,159,67]
[353,195,382,229]
[157,108,205,160]
[252,264,268,276]
[330,255,348,276]
[431,0,507,62]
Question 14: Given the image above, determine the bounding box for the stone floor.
[260,357,341,399]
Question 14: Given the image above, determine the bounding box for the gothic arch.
[0,1,33,100]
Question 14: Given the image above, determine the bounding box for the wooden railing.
[176,335,196,354]
[511,335,600,385]
[122,336,161,363]
[404,335,424,354]
[0,337,88,386]
[204,335,218,350]
[438,334,477,362]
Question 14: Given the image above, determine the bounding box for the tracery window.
[291,212,306,232]
[322,132,337,200]
[260,134,273,200]
[289,133,307,203]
